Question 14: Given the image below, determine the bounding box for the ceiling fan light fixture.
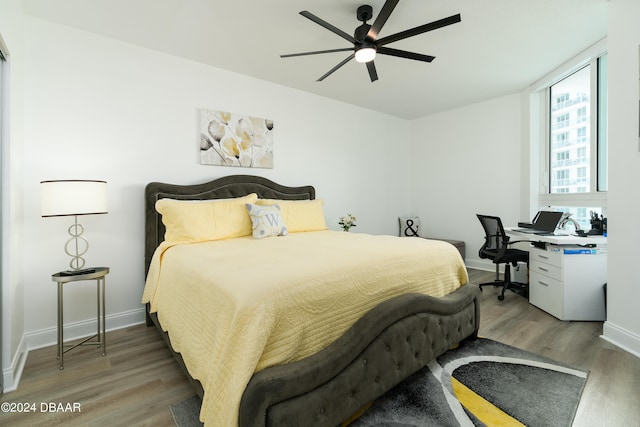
[282,1,461,81]
[355,46,376,63]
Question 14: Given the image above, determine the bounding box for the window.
[547,57,607,196]
[577,146,587,158]
[556,169,569,183]
[549,65,591,194]
[533,44,608,213]
[555,113,570,129]
[577,127,587,143]
[555,93,569,105]
[577,106,588,123]
[577,167,587,181]
[556,132,569,145]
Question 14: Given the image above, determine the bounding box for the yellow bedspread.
[142,230,468,426]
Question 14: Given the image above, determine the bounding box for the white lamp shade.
[41,180,108,217]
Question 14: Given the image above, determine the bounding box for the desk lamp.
[41,180,108,271]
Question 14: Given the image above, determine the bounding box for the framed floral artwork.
[200,109,274,168]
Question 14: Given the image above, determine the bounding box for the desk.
[507,229,607,321]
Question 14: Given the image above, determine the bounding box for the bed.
[142,174,480,426]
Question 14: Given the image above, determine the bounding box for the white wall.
[602,0,640,356]
[2,10,412,388]
[408,93,524,269]
[21,17,412,333]
[1,0,27,391]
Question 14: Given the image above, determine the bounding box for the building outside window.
[549,65,591,194]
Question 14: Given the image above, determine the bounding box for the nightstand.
[51,267,109,370]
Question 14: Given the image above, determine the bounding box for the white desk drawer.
[530,260,562,281]
[529,247,562,267]
[529,273,563,319]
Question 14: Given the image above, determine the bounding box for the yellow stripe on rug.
[451,377,525,427]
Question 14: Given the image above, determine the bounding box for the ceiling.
[23,0,608,119]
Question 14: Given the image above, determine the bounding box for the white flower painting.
[200,109,274,168]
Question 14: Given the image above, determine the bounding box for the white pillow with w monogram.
[245,203,289,239]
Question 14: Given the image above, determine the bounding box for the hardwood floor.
[0,323,194,426]
[469,269,640,427]
[1,268,639,426]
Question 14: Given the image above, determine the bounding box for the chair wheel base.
[479,280,527,302]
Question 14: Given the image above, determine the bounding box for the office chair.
[476,214,529,301]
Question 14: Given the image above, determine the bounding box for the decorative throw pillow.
[245,203,288,239]
[399,216,421,237]
[155,193,258,243]
[255,199,328,233]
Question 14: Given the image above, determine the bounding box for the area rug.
[170,395,203,427]
[170,338,587,427]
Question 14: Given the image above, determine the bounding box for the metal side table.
[51,267,109,370]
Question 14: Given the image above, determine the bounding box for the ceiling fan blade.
[300,10,358,44]
[281,47,354,58]
[317,53,355,81]
[366,61,379,82]
[366,0,400,40]
[377,13,461,46]
[377,46,435,62]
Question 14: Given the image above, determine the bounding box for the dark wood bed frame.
[144,174,480,426]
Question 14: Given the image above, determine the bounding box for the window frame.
[531,40,608,210]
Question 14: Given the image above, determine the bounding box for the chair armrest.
[506,239,531,246]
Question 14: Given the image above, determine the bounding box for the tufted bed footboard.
[239,283,480,427]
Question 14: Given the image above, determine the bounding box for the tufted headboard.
[144,174,315,276]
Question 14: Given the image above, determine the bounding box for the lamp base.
[64,215,89,270]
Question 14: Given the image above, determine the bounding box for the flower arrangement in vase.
[339,213,357,232]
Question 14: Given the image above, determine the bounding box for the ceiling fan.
[280,0,461,82]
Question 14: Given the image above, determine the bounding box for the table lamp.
[41,180,108,271]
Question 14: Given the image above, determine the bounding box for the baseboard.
[4,307,147,393]
[464,258,494,271]
[26,307,147,350]
[601,321,640,359]
[2,334,27,392]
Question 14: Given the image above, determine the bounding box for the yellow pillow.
[255,199,327,232]
[156,193,258,243]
